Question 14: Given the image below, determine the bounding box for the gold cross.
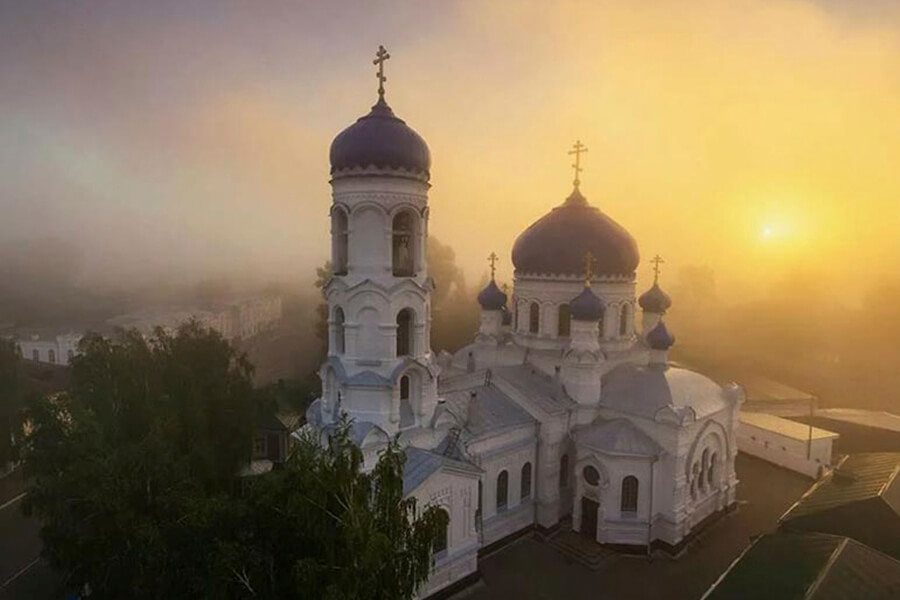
[584,251,596,286]
[374,45,391,99]
[568,140,588,188]
[488,252,499,280]
[651,254,664,283]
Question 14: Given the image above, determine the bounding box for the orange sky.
[2,0,899,305]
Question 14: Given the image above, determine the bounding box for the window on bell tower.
[392,212,415,276]
[396,308,414,357]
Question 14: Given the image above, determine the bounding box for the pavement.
[0,468,60,600]
[463,453,813,600]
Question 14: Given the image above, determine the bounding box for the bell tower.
[319,46,438,436]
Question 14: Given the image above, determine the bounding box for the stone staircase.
[546,530,617,571]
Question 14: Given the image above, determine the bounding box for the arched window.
[32,349,39,362]
[559,453,569,489]
[598,305,606,340]
[521,462,532,500]
[619,304,629,336]
[708,452,717,487]
[557,304,571,337]
[700,449,710,491]
[396,308,414,357]
[48,349,56,364]
[332,208,349,275]
[333,307,345,355]
[529,302,540,334]
[496,470,509,512]
[392,212,415,276]
[433,508,449,555]
[399,374,414,428]
[621,476,639,514]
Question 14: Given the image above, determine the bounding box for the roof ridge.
[880,457,900,497]
[780,455,849,523]
[803,537,848,600]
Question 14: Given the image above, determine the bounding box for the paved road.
[465,453,813,600]
[0,469,60,600]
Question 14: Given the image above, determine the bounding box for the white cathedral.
[305,47,743,598]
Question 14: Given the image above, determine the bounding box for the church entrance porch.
[580,497,599,541]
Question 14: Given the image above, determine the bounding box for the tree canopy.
[19,322,445,599]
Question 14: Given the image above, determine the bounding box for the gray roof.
[780,453,900,559]
[492,365,576,416]
[402,446,481,495]
[783,453,900,520]
[576,418,662,458]
[702,532,900,600]
[601,364,727,420]
[442,384,536,439]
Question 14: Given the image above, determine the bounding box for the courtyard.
[463,453,811,600]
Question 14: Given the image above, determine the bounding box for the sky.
[1,0,899,304]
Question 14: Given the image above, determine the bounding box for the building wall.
[409,470,480,599]
[17,334,82,366]
[737,422,834,478]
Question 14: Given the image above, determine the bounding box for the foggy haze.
[3,0,900,302]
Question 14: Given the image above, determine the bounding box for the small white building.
[737,411,838,478]
[17,332,83,366]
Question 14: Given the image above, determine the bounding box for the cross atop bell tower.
[569,139,588,188]
[374,45,391,100]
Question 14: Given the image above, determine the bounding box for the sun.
[762,225,774,238]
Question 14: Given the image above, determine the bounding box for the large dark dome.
[329,98,430,178]
[511,188,639,277]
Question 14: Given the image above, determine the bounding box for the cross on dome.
[651,254,665,283]
[569,139,588,188]
[374,45,391,100]
[584,250,596,286]
[488,252,499,280]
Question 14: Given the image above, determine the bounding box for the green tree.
[0,337,21,466]
[20,322,259,598]
[20,322,446,599]
[217,418,448,599]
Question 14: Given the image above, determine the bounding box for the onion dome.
[569,286,605,321]
[639,282,672,314]
[511,187,639,277]
[477,279,507,311]
[329,97,431,179]
[646,320,676,351]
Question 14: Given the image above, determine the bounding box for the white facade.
[17,333,82,366]
[737,411,838,478]
[306,57,741,598]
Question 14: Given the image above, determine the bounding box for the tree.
[20,322,446,599]
[0,338,21,467]
[217,418,448,599]
[20,322,260,599]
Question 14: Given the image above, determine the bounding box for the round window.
[583,466,600,486]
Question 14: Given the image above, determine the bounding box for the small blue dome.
[639,282,672,314]
[646,320,675,350]
[569,286,605,321]
[477,280,507,311]
[330,98,431,179]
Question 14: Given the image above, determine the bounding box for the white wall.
[737,423,834,478]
